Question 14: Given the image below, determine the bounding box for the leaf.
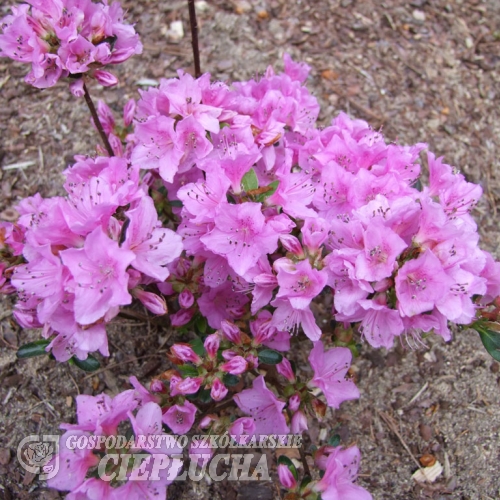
[16,339,51,359]
[413,178,423,192]
[223,373,240,387]
[328,434,341,447]
[178,364,199,378]
[189,336,206,357]
[72,355,100,372]
[475,322,500,362]
[277,455,298,480]
[169,200,183,208]
[241,168,259,192]
[195,315,207,335]
[258,349,283,365]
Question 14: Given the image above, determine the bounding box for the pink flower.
[291,411,308,434]
[132,289,167,315]
[60,227,135,325]
[275,258,328,310]
[233,375,289,435]
[395,249,454,317]
[271,298,322,341]
[125,196,183,282]
[162,401,197,434]
[308,342,359,409]
[315,446,372,500]
[201,202,279,276]
[170,343,202,365]
[204,333,220,359]
[355,221,407,282]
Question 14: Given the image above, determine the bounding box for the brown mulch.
[1,0,500,498]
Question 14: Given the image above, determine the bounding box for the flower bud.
[93,69,118,87]
[220,356,247,375]
[291,410,308,434]
[123,98,136,127]
[229,417,256,445]
[301,217,329,252]
[97,100,115,133]
[277,464,297,489]
[277,357,295,382]
[133,289,167,315]
[179,289,195,309]
[288,393,300,413]
[170,343,202,365]
[220,320,242,344]
[210,378,228,401]
[279,234,305,257]
[150,379,165,393]
[199,414,217,429]
[69,79,84,97]
[204,334,220,359]
[170,308,195,327]
[175,377,203,395]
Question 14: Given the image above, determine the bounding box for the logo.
[17,435,59,480]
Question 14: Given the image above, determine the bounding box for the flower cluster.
[47,377,183,499]
[3,155,182,361]
[0,0,142,92]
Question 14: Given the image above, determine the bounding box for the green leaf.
[223,373,240,387]
[178,364,199,378]
[241,168,259,192]
[195,315,207,335]
[413,178,423,192]
[72,355,100,372]
[16,339,51,359]
[258,349,283,365]
[190,336,206,357]
[197,389,212,404]
[277,455,298,481]
[169,200,183,208]
[328,434,341,447]
[256,180,280,202]
[300,475,313,491]
[475,322,500,362]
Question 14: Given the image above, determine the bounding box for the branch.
[187,0,201,78]
[83,82,114,156]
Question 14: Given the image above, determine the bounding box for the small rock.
[0,449,10,466]
[234,0,252,14]
[166,20,184,41]
[420,423,432,441]
[341,0,353,6]
[237,484,273,500]
[412,9,426,22]
[195,1,209,13]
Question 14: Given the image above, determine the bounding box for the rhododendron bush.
[1,1,500,499]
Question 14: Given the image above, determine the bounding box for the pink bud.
[220,356,247,375]
[276,357,295,382]
[277,464,296,489]
[175,377,203,395]
[279,234,304,257]
[69,79,84,97]
[127,269,142,289]
[93,69,118,87]
[220,320,242,344]
[221,350,237,361]
[170,343,202,365]
[108,133,123,157]
[179,289,195,309]
[170,308,195,327]
[150,379,165,393]
[133,289,167,315]
[97,100,115,133]
[245,353,259,369]
[123,98,136,127]
[288,393,300,413]
[199,415,217,429]
[229,417,256,445]
[301,217,329,252]
[210,378,228,401]
[291,410,308,434]
[204,334,220,359]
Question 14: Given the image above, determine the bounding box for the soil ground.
[1,0,500,499]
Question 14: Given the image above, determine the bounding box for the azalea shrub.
[1,1,500,499]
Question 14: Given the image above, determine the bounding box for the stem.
[187,0,201,78]
[82,82,114,156]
